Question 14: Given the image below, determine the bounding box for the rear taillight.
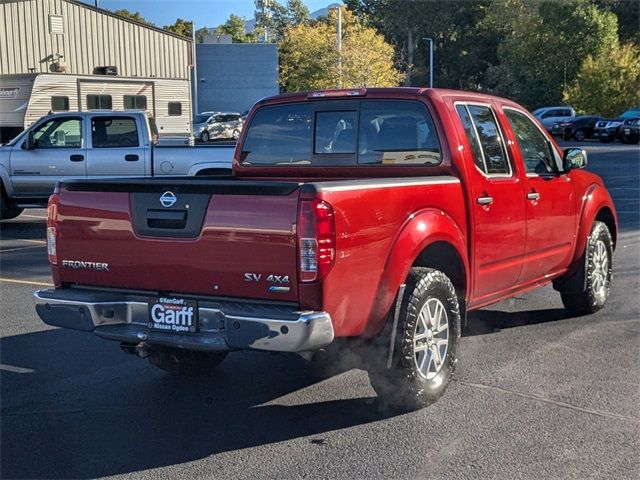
[298,199,336,282]
[47,194,59,265]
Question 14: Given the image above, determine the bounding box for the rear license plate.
[148,297,198,333]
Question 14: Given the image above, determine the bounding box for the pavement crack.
[456,379,640,425]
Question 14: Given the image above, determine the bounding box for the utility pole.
[264,0,269,43]
[330,6,343,88]
[423,37,434,88]
[192,21,199,115]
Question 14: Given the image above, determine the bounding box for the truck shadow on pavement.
[464,308,575,336]
[0,328,393,479]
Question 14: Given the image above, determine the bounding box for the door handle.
[527,191,541,201]
[69,154,84,162]
[476,196,494,205]
[125,154,139,162]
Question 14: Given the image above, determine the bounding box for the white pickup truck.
[0,111,234,219]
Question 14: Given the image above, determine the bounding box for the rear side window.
[241,100,441,166]
[91,116,139,148]
[456,104,510,175]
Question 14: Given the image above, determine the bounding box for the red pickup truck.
[35,88,617,411]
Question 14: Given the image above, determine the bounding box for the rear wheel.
[573,129,585,141]
[232,129,240,140]
[148,348,227,376]
[367,268,461,412]
[200,131,210,142]
[561,221,613,315]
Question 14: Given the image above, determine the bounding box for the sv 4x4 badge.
[244,273,291,293]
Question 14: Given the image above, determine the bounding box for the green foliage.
[215,14,256,43]
[278,8,403,92]
[254,0,310,42]
[163,18,193,38]
[564,43,640,116]
[112,9,154,25]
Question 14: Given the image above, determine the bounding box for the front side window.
[91,117,139,148]
[504,109,557,175]
[32,118,82,148]
[87,94,112,110]
[124,95,147,110]
[241,100,441,166]
[51,96,69,111]
[456,104,510,175]
[168,102,182,116]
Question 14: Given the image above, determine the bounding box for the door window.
[123,95,147,110]
[87,95,112,110]
[456,104,511,175]
[31,118,82,148]
[504,109,558,175]
[91,117,139,148]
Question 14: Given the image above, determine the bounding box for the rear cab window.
[240,100,441,167]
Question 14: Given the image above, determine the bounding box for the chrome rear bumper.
[34,288,334,353]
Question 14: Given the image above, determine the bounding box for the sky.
[82,1,339,29]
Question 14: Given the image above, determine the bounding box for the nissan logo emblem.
[160,191,177,208]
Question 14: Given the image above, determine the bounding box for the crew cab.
[35,88,617,411]
[0,111,233,219]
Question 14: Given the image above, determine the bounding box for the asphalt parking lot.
[1,140,639,479]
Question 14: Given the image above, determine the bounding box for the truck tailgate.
[53,179,301,302]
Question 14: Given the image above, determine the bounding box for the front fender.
[366,208,469,336]
[0,157,13,197]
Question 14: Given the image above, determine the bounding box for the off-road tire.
[367,268,461,412]
[1,185,23,220]
[148,348,227,376]
[561,221,613,315]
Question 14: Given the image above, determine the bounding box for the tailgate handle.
[146,209,187,229]
[69,154,84,162]
[125,154,139,162]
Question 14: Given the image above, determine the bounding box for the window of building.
[123,95,147,110]
[91,116,139,148]
[504,109,557,175]
[168,102,182,116]
[51,96,69,111]
[87,94,112,110]
[31,118,82,148]
[455,104,511,175]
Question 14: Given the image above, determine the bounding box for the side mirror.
[563,147,587,171]
[23,131,35,150]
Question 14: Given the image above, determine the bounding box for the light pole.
[423,37,434,88]
[330,6,343,88]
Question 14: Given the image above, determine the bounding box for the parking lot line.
[1,245,45,253]
[0,277,53,287]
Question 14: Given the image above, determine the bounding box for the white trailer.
[0,73,191,142]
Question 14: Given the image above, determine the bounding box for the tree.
[112,9,153,25]
[564,42,640,116]
[278,8,403,92]
[163,18,193,37]
[254,0,310,42]
[215,14,256,43]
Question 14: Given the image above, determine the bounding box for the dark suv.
[551,116,600,141]
[594,108,640,143]
[619,118,640,144]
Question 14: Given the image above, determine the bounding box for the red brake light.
[307,88,366,98]
[47,194,59,265]
[298,199,336,282]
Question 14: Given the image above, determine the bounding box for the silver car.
[533,106,575,132]
[194,112,243,142]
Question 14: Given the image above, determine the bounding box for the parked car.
[551,116,600,141]
[35,88,617,412]
[594,108,640,143]
[192,111,218,142]
[619,117,640,144]
[0,111,233,219]
[533,106,575,131]
[196,112,244,142]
